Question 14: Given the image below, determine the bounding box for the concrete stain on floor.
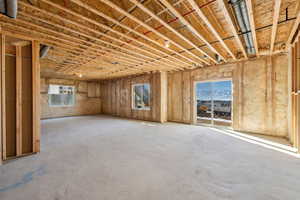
[0,165,46,192]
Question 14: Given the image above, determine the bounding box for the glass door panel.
[196,80,232,127]
[212,81,232,126]
[196,82,213,125]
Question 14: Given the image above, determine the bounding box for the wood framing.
[16,45,22,156]
[1,34,5,161]
[186,0,236,60]
[159,0,222,63]
[128,0,212,64]
[69,0,202,66]
[245,0,259,56]
[270,0,282,52]
[27,1,194,71]
[0,32,3,164]
[287,2,300,45]
[0,0,295,79]
[291,34,300,152]
[168,54,289,137]
[32,40,40,153]
[218,0,248,58]
[100,72,167,122]
[0,34,41,161]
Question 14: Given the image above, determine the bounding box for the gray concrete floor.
[1,115,300,200]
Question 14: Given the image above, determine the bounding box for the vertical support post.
[190,79,197,125]
[32,41,40,153]
[0,31,2,164]
[159,72,168,123]
[16,45,22,156]
[266,56,274,134]
[287,47,293,144]
[295,39,300,153]
[1,34,6,161]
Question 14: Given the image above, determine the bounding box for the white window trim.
[48,85,76,107]
[132,83,151,111]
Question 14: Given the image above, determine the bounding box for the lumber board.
[32,41,40,153]
[0,33,3,164]
[22,45,33,154]
[16,45,22,156]
[5,48,17,158]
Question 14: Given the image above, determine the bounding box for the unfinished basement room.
[0,0,300,199]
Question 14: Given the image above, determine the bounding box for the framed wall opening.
[195,79,233,127]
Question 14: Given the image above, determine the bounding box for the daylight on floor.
[0,0,300,199]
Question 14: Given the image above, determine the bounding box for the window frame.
[48,84,76,107]
[131,83,151,111]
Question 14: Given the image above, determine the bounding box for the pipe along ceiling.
[40,45,51,59]
[230,0,256,55]
[0,0,18,18]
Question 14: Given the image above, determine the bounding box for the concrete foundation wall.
[41,78,101,119]
[168,54,289,138]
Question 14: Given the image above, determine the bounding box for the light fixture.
[78,74,82,78]
[165,40,170,48]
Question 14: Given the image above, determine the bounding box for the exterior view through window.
[132,83,150,110]
[48,85,75,107]
[196,80,232,126]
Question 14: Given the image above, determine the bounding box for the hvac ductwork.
[40,45,51,59]
[230,0,255,55]
[0,0,18,19]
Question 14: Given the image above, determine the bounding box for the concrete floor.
[1,115,300,200]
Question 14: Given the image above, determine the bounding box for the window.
[48,85,75,107]
[132,83,150,110]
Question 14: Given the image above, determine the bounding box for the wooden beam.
[1,34,6,160]
[16,45,22,156]
[19,2,187,72]
[127,0,214,65]
[0,30,2,164]
[287,1,300,45]
[186,0,236,60]
[218,0,248,58]
[67,0,199,66]
[158,0,221,63]
[95,0,208,64]
[32,41,40,153]
[270,0,282,52]
[128,0,212,65]
[12,41,31,47]
[18,12,186,71]
[40,0,194,69]
[245,0,259,56]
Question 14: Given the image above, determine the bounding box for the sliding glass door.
[196,80,232,126]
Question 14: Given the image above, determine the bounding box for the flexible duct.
[40,45,51,58]
[0,0,18,18]
[231,0,255,55]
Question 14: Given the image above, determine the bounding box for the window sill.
[132,108,150,111]
[49,105,75,108]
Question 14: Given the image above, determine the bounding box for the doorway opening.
[196,80,232,127]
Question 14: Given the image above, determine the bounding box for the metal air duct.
[230,0,255,55]
[40,45,51,59]
[0,0,18,18]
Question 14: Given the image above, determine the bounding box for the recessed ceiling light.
[78,74,82,78]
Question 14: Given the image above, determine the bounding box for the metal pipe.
[231,0,255,54]
[0,0,18,18]
[40,45,51,58]
[6,0,18,18]
[0,0,6,14]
